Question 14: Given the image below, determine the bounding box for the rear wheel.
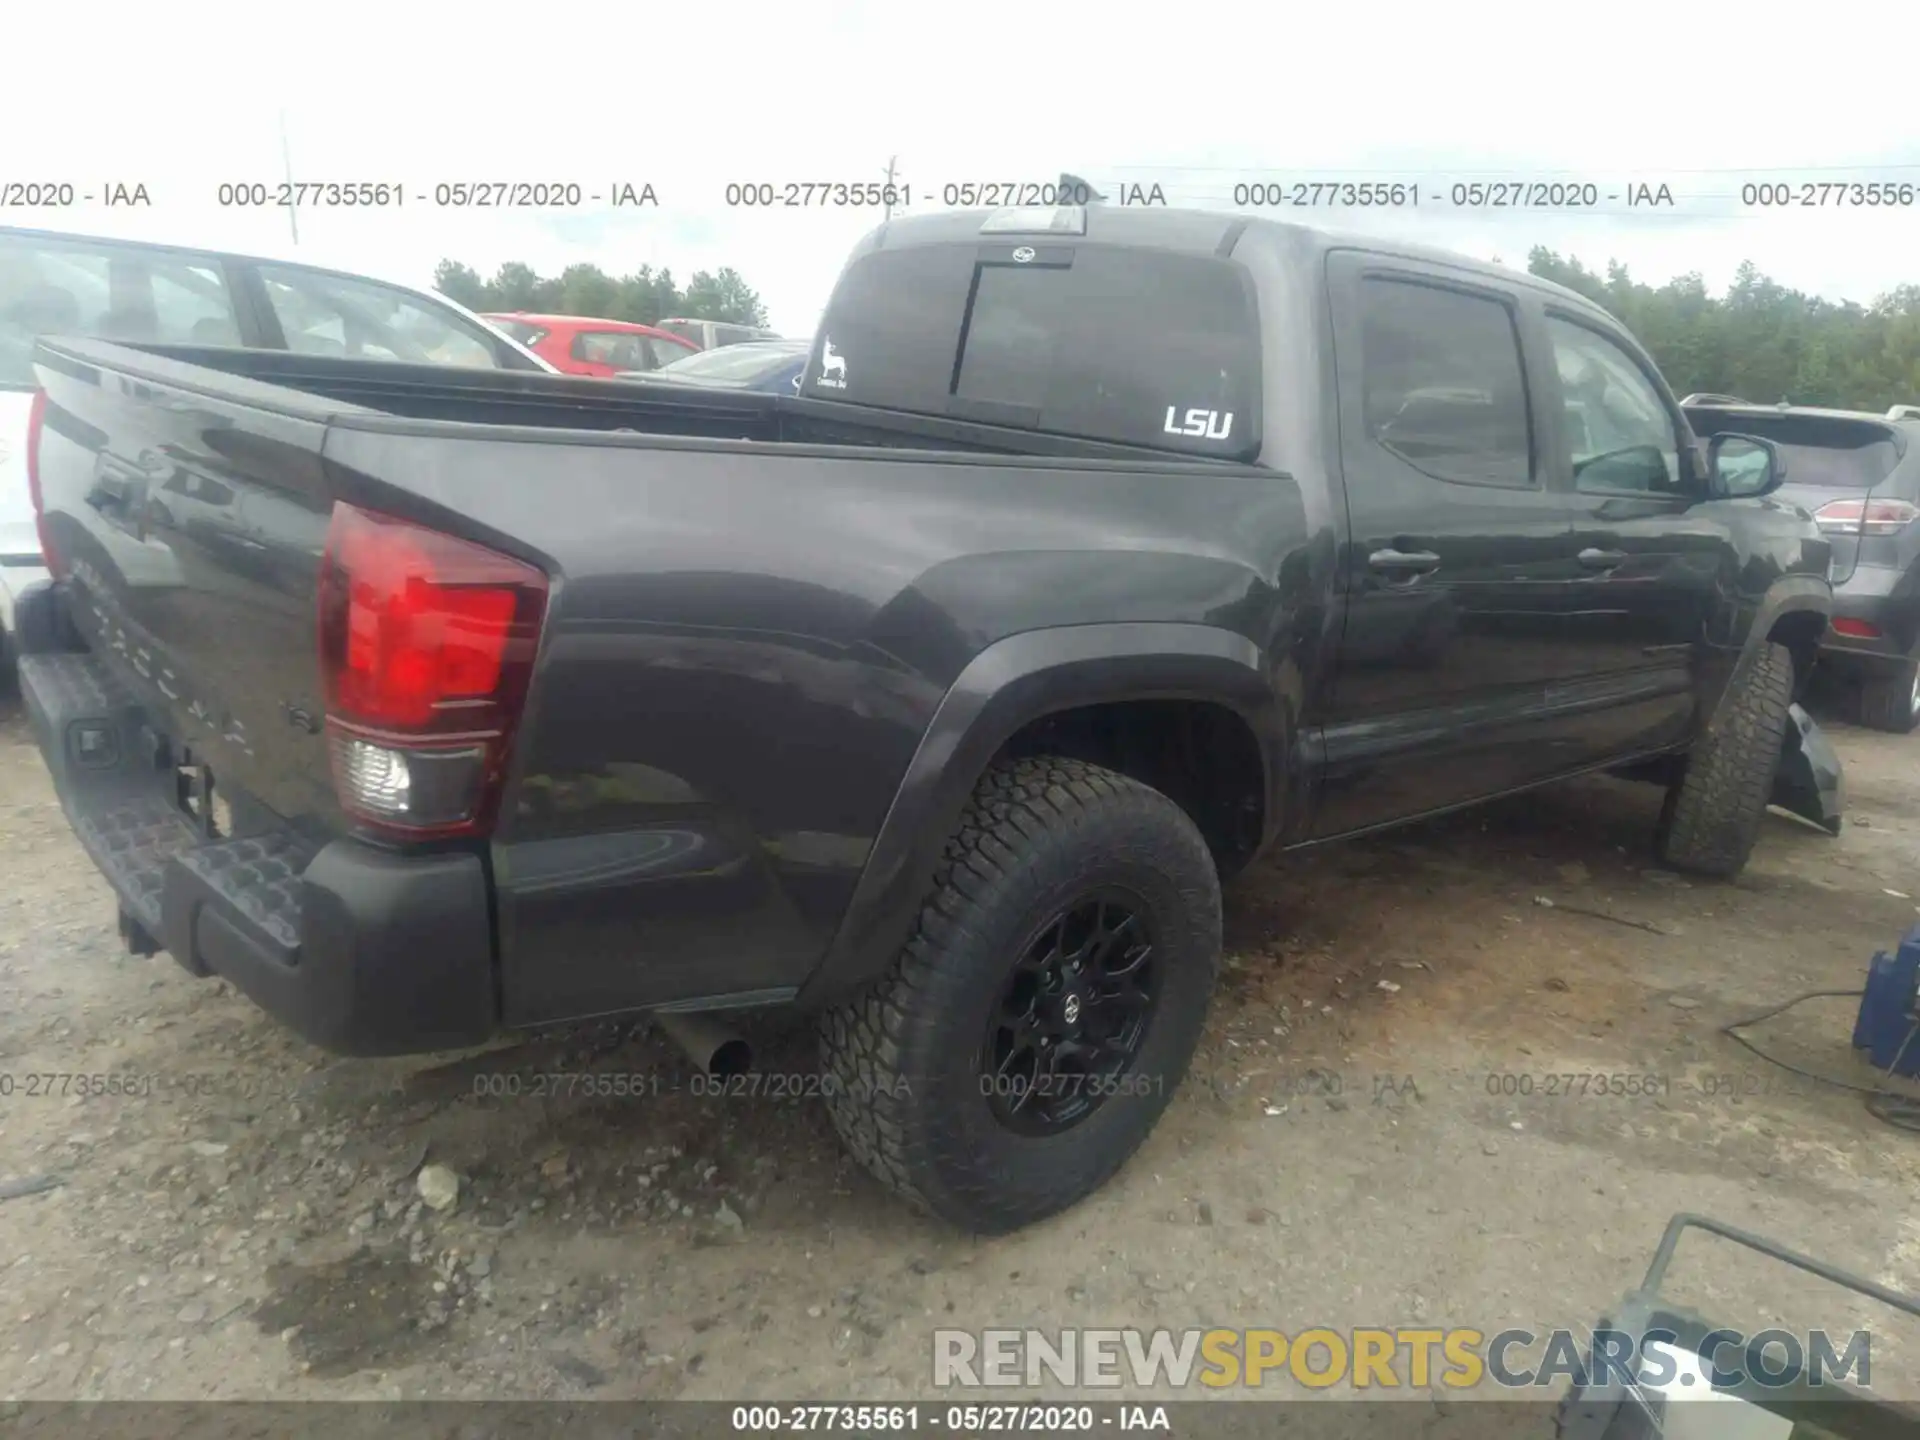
[1856,658,1920,735]
[1655,641,1794,878]
[817,756,1221,1233]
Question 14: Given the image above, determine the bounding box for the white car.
[653,317,783,352]
[0,225,556,672]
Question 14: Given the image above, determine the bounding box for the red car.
[480,313,698,378]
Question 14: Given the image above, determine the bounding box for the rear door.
[1545,309,1718,761]
[1313,253,1583,838]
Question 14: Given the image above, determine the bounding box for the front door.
[1313,254,1583,838]
[1544,311,1717,764]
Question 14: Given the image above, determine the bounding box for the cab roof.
[860,205,1616,321]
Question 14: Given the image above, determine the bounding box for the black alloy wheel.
[981,892,1159,1134]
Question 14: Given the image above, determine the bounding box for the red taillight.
[25,388,62,575]
[317,502,547,837]
[1831,617,1882,640]
[1813,497,1919,536]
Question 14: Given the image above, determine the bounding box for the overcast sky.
[6,2,1918,336]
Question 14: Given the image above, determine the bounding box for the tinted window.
[1358,278,1531,487]
[1546,316,1679,495]
[807,247,974,405]
[0,232,242,386]
[259,266,502,368]
[1683,410,1902,490]
[954,265,1067,408]
[815,244,1258,455]
[657,320,704,347]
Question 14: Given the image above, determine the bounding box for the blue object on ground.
[1852,924,1920,1077]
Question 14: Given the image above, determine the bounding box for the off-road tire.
[817,756,1221,1233]
[1856,658,1920,735]
[1654,640,1794,878]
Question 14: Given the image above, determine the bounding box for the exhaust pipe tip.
[652,1010,753,1080]
[708,1035,752,1080]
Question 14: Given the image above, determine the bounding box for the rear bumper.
[1819,560,1920,672]
[19,640,499,1056]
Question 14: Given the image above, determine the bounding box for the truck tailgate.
[32,347,348,830]
[20,342,497,1053]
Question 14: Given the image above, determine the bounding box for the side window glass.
[152,263,242,346]
[1358,278,1533,488]
[0,234,241,383]
[1546,316,1680,495]
[258,266,502,369]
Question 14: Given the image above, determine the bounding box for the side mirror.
[1708,433,1785,499]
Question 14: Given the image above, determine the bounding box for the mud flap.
[1770,703,1844,836]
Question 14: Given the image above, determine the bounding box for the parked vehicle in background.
[1685,400,1920,732]
[17,205,1832,1233]
[481,314,696,377]
[0,226,551,678]
[615,339,809,394]
[654,317,782,352]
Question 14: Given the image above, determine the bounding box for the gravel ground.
[1,687,1918,1406]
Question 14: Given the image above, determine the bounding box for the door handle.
[1368,548,1441,578]
[1579,548,1628,571]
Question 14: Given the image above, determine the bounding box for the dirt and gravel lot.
[2,686,1918,1407]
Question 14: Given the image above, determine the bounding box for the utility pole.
[883,155,898,220]
[280,110,299,245]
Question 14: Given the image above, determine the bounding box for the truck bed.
[101,342,1193,460]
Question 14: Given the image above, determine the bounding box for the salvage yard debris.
[0,1173,64,1201]
[1533,894,1676,936]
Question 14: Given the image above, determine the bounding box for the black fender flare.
[1745,573,1830,668]
[1722,573,1830,713]
[796,622,1285,1005]
[1691,574,1827,736]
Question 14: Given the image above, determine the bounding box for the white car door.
[0,388,36,562]
[0,388,50,646]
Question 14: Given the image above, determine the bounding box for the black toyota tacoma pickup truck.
[15,204,1834,1233]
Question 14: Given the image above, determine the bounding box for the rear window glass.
[1684,410,1903,488]
[811,244,1259,455]
[575,331,654,368]
[259,265,501,369]
[0,231,242,387]
[657,320,704,347]
[488,318,547,346]
[647,336,694,367]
